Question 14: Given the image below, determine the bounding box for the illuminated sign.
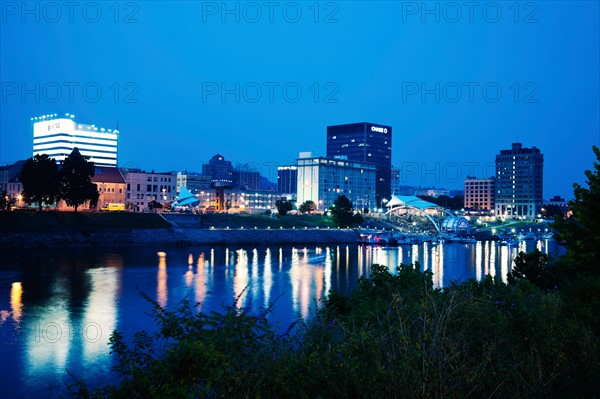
[47,122,60,131]
[371,126,388,133]
[33,118,75,137]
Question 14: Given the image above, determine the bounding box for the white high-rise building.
[296,152,376,212]
[32,113,119,167]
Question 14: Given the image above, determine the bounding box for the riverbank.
[0,227,360,248]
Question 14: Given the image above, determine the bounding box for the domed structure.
[440,216,471,235]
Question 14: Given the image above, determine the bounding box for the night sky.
[1,1,598,198]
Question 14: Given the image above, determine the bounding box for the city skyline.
[2,110,596,201]
[1,2,599,199]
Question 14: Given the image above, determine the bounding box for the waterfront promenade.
[0,211,361,248]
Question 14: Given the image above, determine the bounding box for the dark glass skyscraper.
[233,164,260,190]
[326,122,392,207]
[277,165,298,194]
[495,143,544,219]
[202,154,233,188]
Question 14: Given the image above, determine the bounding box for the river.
[0,239,564,398]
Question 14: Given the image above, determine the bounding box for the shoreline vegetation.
[68,263,600,398]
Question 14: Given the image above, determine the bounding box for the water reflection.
[25,276,71,378]
[157,253,168,308]
[290,248,325,318]
[195,253,207,310]
[10,282,23,325]
[0,240,566,399]
[234,249,249,307]
[82,260,121,363]
[263,248,272,308]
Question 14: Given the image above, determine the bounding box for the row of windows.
[127,183,174,191]
[99,187,123,194]
[466,190,493,194]
[145,176,172,182]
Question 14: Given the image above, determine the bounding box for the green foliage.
[59,148,99,212]
[507,250,556,290]
[0,191,15,211]
[275,199,293,216]
[330,195,363,228]
[20,154,60,211]
[542,204,567,219]
[298,200,316,214]
[147,200,162,210]
[68,291,301,399]
[553,145,600,275]
[71,265,599,399]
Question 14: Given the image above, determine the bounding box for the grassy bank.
[0,211,367,231]
[198,213,337,229]
[0,211,171,231]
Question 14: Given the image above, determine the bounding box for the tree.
[0,191,15,211]
[148,200,163,211]
[507,250,555,290]
[553,145,600,274]
[299,200,316,214]
[59,148,99,212]
[20,154,60,211]
[330,195,363,228]
[542,204,567,219]
[275,199,293,216]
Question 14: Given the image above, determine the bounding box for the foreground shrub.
[69,266,599,398]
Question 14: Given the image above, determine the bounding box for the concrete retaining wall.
[0,228,360,248]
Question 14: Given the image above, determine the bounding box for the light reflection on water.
[0,240,564,398]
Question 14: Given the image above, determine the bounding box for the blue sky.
[1,1,598,198]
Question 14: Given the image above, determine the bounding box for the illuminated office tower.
[327,122,392,207]
[495,143,544,219]
[32,113,119,167]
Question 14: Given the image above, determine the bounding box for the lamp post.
[381,198,388,217]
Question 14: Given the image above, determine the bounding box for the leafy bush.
[70,265,599,399]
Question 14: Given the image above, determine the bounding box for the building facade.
[326,122,392,206]
[123,169,177,212]
[296,152,376,212]
[277,165,298,195]
[0,160,25,194]
[6,175,23,206]
[464,177,495,211]
[194,189,283,213]
[391,168,401,196]
[177,171,211,194]
[233,164,260,190]
[32,113,119,167]
[92,167,127,209]
[55,166,126,211]
[495,143,544,219]
[202,154,233,188]
[414,187,450,198]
